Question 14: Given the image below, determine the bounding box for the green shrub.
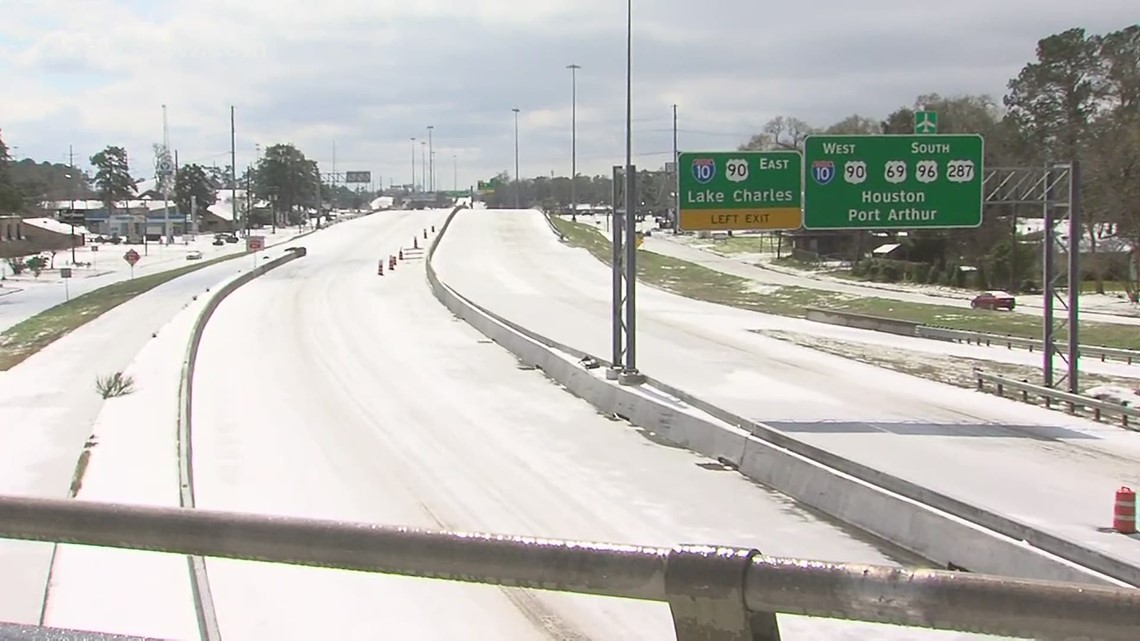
[912,263,931,284]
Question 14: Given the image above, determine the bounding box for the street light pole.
[513,108,521,209]
[453,154,458,191]
[567,63,581,222]
[410,137,416,193]
[427,125,434,192]
[621,0,642,383]
[421,142,427,197]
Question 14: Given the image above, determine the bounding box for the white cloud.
[1,0,1136,189]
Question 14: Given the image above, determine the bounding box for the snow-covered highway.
[189,208,1008,640]
[0,251,281,626]
[432,208,1140,579]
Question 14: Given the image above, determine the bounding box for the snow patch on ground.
[38,279,238,640]
[1087,385,1140,407]
[745,283,782,295]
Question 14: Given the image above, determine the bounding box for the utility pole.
[672,103,679,232]
[427,125,434,192]
[568,63,580,222]
[513,107,521,209]
[230,106,239,236]
[315,162,323,228]
[68,145,76,265]
[162,104,172,243]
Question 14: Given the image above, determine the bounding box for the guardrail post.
[665,545,780,641]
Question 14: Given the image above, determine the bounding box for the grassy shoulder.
[0,253,240,370]
[549,216,1140,350]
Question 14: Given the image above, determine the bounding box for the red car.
[971,290,1016,310]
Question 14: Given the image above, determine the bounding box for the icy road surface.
[190,209,1007,640]
[433,208,1140,576]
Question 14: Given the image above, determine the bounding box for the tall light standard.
[512,108,521,209]
[620,0,642,383]
[453,154,458,191]
[427,125,434,192]
[421,141,427,196]
[410,137,416,192]
[567,63,581,222]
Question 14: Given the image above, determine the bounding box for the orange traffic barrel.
[1114,487,1136,534]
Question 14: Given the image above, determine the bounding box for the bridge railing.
[1,495,1138,640]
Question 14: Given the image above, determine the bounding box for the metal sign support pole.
[609,166,625,380]
[983,165,1078,390]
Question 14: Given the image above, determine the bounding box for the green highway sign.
[802,134,984,230]
[914,110,938,134]
[677,151,802,231]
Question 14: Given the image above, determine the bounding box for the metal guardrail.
[2,495,1139,641]
[975,369,1140,428]
[921,326,1140,364]
[541,210,567,241]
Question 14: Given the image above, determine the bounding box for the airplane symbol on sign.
[915,111,938,134]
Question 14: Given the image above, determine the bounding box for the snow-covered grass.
[0,225,308,286]
[673,232,1140,319]
[550,217,1140,350]
[0,252,242,370]
[39,281,225,639]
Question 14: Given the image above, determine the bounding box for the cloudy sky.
[1,0,1135,190]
